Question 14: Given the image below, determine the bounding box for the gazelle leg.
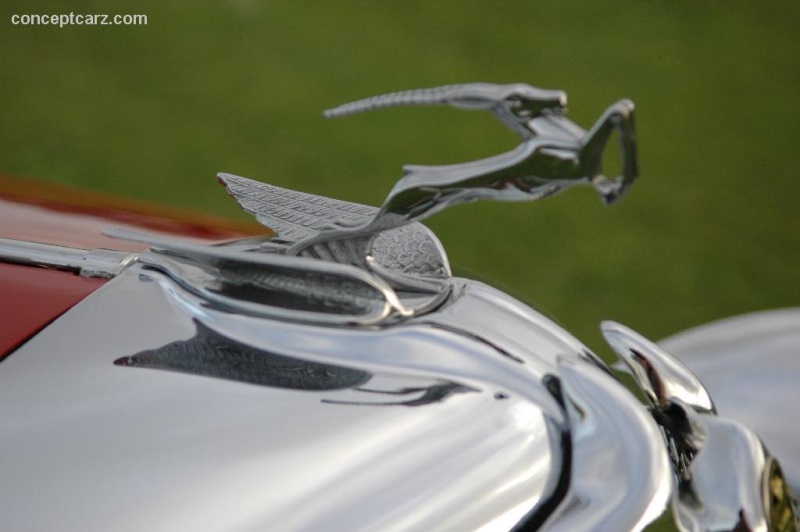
[579,99,637,204]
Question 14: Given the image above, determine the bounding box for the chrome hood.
[0,263,672,531]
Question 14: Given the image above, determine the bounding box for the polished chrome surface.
[604,321,798,531]
[660,308,800,495]
[540,358,671,532]
[0,237,134,278]
[0,266,555,531]
[0,259,682,531]
[602,321,716,414]
[108,226,432,326]
[673,412,797,531]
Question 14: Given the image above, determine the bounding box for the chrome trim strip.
[0,237,134,278]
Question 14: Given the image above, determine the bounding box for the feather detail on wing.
[217,173,376,241]
[217,173,450,279]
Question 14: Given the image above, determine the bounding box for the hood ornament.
[5,82,800,531]
[219,82,637,292]
[0,81,637,327]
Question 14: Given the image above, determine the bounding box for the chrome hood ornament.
[0,82,636,327]
[219,82,636,295]
[85,82,637,325]
[1,82,797,532]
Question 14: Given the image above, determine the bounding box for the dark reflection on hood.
[115,320,370,391]
[114,319,475,407]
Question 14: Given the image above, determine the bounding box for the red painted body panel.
[0,264,105,360]
[0,173,263,250]
[0,174,263,359]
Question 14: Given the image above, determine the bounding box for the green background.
[1,2,799,529]
[2,1,798,351]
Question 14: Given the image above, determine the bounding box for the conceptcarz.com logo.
[10,12,148,27]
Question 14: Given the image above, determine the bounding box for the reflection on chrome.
[603,321,797,531]
[540,358,671,531]
[660,308,800,501]
[115,318,476,407]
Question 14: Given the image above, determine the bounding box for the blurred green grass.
[2,3,798,529]
[1,0,798,355]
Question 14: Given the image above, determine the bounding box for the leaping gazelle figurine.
[324,82,636,219]
[90,82,638,321]
[218,82,637,292]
